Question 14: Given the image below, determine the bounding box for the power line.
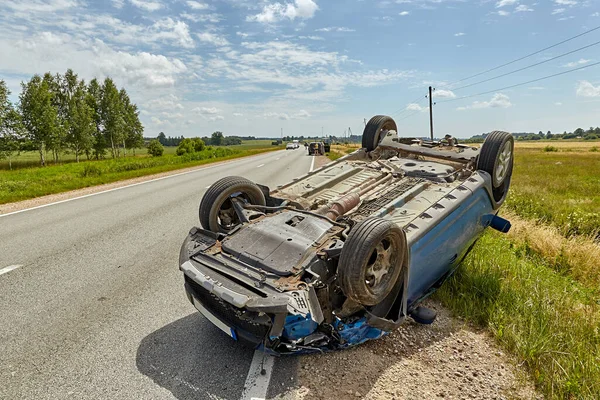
[442,25,600,88]
[392,96,429,118]
[438,61,600,103]
[451,39,600,91]
[390,94,428,117]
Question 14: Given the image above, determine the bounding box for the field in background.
[0,141,282,204]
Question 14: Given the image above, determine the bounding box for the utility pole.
[428,86,435,142]
[281,128,283,141]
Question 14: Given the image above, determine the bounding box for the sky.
[0,0,599,139]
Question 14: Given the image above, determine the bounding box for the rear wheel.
[338,217,407,306]
[477,131,514,206]
[199,176,266,233]
[362,115,397,152]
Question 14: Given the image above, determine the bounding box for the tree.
[546,130,552,139]
[147,139,164,156]
[100,78,125,158]
[157,132,167,145]
[67,82,95,162]
[0,81,23,169]
[210,131,224,146]
[87,78,105,159]
[19,75,60,166]
[120,88,144,155]
[574,128,585,136]
[42,72,67,163]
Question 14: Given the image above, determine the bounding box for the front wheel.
[338,217,407,306]
[199,176,266,233]
[362,115,397,152]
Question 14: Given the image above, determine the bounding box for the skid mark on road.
[240,350,275,400]
[0,265,22,276]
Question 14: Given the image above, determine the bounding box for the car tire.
[477,131,514,206]
[362,115,397,152]
[199,176,266,233]
[338,217,407,306]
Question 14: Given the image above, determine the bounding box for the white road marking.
[0,151,284,218]
[256,164,265,168]
[309,155,315,172]
[0,265,22,276]
[240,350,275,400]
[275,157,280,161]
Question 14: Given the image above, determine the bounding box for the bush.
[80,164,103,177]
[584,134,598,140]
[590,147,599,152]
[543,145,559,152]
[176,138,194,155]
[192,138,205,152]
[147,140,164,157]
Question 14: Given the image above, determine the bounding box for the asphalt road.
[0,148,312,400]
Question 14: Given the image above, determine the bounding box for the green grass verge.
[435,232,600,399]
[0,146,282,204]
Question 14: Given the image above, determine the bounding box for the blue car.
[179,115,514,354]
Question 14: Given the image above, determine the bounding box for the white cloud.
[406,103,427,112]
[193,106,221,114]
[264,112,291,120]
[457,93,512,110]
[399,11,410,16]
[496,0,517,8]
[576,81,600,97]
[554,0,577,5]
[555,102,562,106]
[433,89,456,99]
[145,95,184,110]
[557,15,574,20]
[151,116,171,126]
[197,32,230,47]
[454,32,466,36]
[248,0,319,23]
[496,10,510,16]
[552,8,565,14]
[315,26,355,32]
[180,12,222,23]
[294,109,311,118]
[592,12,600,17]
[515,5,533,12]
[563,58,591,68]
[112,0,124,8]
[3,0,79,13]
[151,18,194,48]
[130,0,162,12]
[186,1,209,10]
[232,112,244,117]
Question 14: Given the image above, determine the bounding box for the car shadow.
[136,313,264,400]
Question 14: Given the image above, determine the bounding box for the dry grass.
[514,141,600,151]
[501,211,600,289]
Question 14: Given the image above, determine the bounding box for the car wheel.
[477,131,514,206]
[199,176,266,233]
[362,115,397,152]
[338,217,407,306]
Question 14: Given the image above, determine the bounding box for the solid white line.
[240,350,275,400]
[0,265,22,276]
[256,164,265,168]
[0,151,283,219]
[309,155,315,172]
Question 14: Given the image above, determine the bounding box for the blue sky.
[0,0,599,138]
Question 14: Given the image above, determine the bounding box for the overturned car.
[179,115,514,354]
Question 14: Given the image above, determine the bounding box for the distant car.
[179,114,514,354]
[286,143,296,150]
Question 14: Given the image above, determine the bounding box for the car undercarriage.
[179,115,514,354]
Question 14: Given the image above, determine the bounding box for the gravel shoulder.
[277,300,541,400]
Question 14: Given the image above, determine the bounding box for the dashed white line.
[240,350,275,400]
[0,265,22,276]
[256,164,265,168]
[309,156,316,172]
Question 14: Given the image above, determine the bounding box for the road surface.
[0,148,312,400]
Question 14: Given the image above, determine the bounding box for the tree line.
[0,70,143,167]
[466,127,600,142]
[155,131,242,147]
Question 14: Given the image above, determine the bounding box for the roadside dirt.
[313,155,331,170]
[277,300,541,400]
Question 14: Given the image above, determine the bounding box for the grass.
[0,144,282,204]
[435,141,600,399]
[326,143,360,161]
[435,232,600,399]
[506,142,600,237]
